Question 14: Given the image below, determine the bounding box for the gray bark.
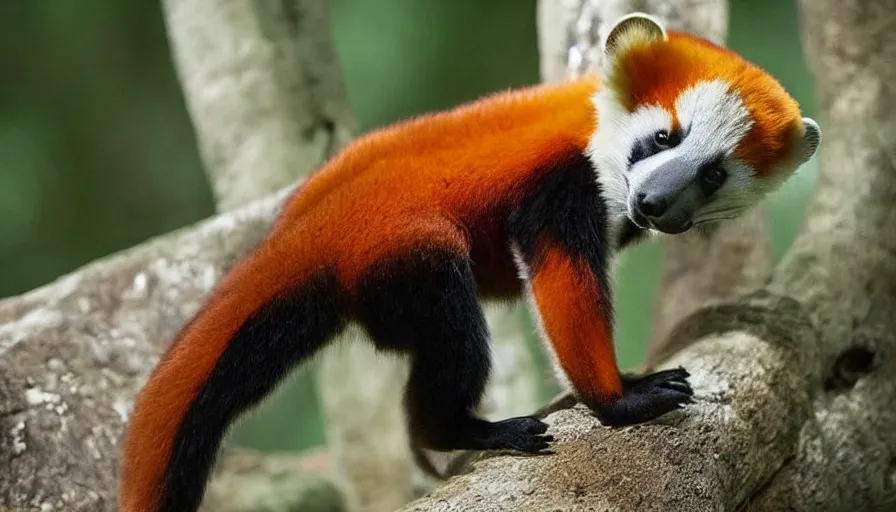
[0,191,290,510]
[399,0,896,510]
[161,0,354,211]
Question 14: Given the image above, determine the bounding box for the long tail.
[118,253,342,512]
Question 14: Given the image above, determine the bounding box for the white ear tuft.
[603,13,667,61]
[799,117,821,162]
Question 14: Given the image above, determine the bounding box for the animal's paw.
[595,367,694,427]
[473,416,555,453]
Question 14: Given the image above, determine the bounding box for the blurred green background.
[0,0,817,453]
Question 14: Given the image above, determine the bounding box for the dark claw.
[596,367,695,427]
[658,378,693,394]
[466,416,556,454]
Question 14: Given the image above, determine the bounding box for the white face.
[587,79,796,235]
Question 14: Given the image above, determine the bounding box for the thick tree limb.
[751,0,896,506]
[0,190,289,510]
[400,1,896,510]
[161,0,355,210]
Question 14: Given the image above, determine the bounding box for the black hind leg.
[355,247,554,453]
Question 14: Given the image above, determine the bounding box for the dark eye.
[654,130,671,148]
[701,167,727,186]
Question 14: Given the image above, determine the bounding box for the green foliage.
[0,0,817,453]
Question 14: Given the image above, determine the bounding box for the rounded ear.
[798,117,822,162]
[603,13,667,62]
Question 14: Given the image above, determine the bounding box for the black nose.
[636,192,667,217]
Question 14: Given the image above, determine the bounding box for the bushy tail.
[118,265,342,512]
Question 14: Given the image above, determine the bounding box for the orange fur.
[274,76,600,288]
[610,32,804,174]
[529,240,623,403]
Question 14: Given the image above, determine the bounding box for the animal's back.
[266,76,600,287]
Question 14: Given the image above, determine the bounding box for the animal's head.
[588,13,820,235]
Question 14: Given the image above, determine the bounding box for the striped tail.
[118,259,342,512]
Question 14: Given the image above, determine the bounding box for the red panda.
[119,13,820,512]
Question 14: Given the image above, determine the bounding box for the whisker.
[694,213,741,226]
[698,203,742,218]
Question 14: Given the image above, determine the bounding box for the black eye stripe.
[627,139,653,166]
[627,128,682,167]
[698,155,725,175]
[698,154,727,195]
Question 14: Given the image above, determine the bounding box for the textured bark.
[0,191,288,510]
[400,1,896,510]
[161,0,355,211]
[752,0,896,507]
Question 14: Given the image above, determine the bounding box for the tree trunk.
[161,0,354,211]
[399,0,896,510]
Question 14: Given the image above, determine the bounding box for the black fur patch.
[628,129,681,167]
[509,152,614,324]
[158,274,343,512]
[353,248,552,453]
[354,248,491,444]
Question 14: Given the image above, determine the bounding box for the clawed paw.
[479,416,555,453]
[597,367,695,427]
[624,367,694,398]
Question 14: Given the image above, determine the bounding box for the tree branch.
[751,0,896,505]
[400,1,896,509]
[161,0,354,210]
[0,190,290,510]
